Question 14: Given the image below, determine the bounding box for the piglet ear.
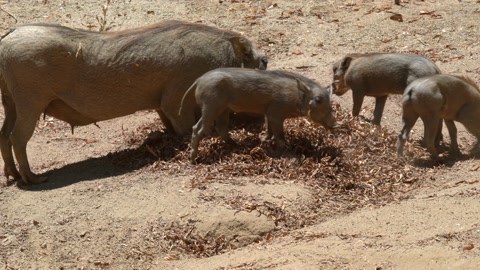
[340,56,353,69]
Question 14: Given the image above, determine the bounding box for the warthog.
[332,53,441,125]
[0,21,267,184]
[397,74,480,158]
[179,68,337,163]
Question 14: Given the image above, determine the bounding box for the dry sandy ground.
[1,0,480,269]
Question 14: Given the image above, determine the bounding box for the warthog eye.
[261,57,268,64]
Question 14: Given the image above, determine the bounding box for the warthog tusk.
[76,42,82,58]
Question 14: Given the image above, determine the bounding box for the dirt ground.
[1,0,480,269]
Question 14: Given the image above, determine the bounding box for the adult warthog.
[0,21,267,184]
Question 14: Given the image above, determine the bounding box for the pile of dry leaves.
[119,103,427,198]
[115,104,435,257]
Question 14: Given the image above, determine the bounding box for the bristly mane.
[19,21,245,44]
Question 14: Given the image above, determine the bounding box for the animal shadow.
[18,131,188,191]
[411,148,475,169]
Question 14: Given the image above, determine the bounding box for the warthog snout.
[259,56,268,70]
[331,79,348,96]
[307,95,337,130]
[309,113,337,131]
[331,81,339,94]
[321,114,338,131]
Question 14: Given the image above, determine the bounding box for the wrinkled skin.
[0,21,267,184]
[397,74,480,159]
[180,68,337,163]
[332,53,441,125]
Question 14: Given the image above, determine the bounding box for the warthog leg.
[456,106,480,156]
[351,90,365,119]
[9,98,48,184]
[265,113,286,155]
[214,112,236,145]
[422,115,442,158]
[162,85,198,136]
[190,119,202,163]
[373,95,388,125]
[190,103,230,163]
[433,120,444,148]
[444,120,460,156]
[190,114,216,164]
[396,104,419,156]
[0,92,21,182]
[261,116,274,142]
[463,124,480,156]
[156,109,176,134]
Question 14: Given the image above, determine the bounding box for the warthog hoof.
[20,171,48,185]
[4,167,21,181]
[189,150,198,165]
[448,147,461,157]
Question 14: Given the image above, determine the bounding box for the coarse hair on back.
[15,21,245,46]
[106,20,242,40]
[267,70,319,87]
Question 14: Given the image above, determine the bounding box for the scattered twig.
[0,6,18,25]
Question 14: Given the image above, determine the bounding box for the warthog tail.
[178,80,198,116]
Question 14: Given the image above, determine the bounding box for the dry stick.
[0,6,17,25]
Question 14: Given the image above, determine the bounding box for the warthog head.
[331,56,352,96]
[298,80,337,130]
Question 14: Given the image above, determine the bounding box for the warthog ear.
[296,78,310,94]
[340,56,353,70]
[230,36,253,58]
[297,79,312,114]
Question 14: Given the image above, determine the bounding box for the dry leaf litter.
[111,103,444,258]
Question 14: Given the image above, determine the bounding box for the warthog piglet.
[332,53,440,125]
[397,74,480,158]
[180,68,337,163]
